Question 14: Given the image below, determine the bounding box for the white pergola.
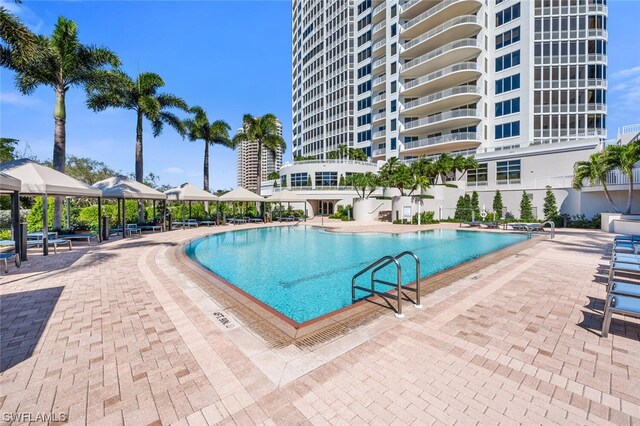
[0,159,103,255]
[0,172,22,257]
[93,176,167,237]
[164,183,219,222]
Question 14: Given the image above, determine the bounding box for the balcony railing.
[403,38,481,72]
[534,3,607,16]
[373,38,386,51]
[373,93,386,103]
[372,148,386,156]
[373,57,386,68]
[288,159,376,167]
[372,111,386,121]
[373,2,386,15]
[402,0,474,33]
[403,85,480,110]
[403,132,478,150]
[403,15,481,51]
[372,130,386,139]
[534,53,606,65]
[373,74,386,86]
[533,78,606,89]
[373,21,386,33]
[533,103,606,114]
[534,29,607,41]
[403,108,479,130]
[402,61,479,91]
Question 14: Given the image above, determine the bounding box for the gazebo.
[0,159,103,255]
[164,183,219,224]
[0,172,23,257]
[92,176,167,237]
[219,187,266,221]
[267,189,309,221]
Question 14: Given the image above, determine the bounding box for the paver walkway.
[0,222,638,425]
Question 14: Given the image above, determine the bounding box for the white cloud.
[613,66,640,79]
[163,167,184,174]
[0,92,43,107]
[0,0,43,33]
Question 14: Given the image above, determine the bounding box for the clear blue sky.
[1,1,639,190]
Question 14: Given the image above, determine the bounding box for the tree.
[184,107,232,192]
[350,172,379,199]
[454,195,471,221]
[0,137,18,162]
[454,156,479,181]
[378,157,400,189]
[573,152,620,213]
[519,191,534,221]
[543,186,558,221]
[0,6,39,70]
[492,190,504,218]
[50,155,116,185]
[267,171,280,180]
[433,153,454,184]
[348,147,367,161]
[605,142,640,214]
[339,174,345,186]
[87,70,188,220]
[470,191,480,218]
[12,17,120,229]
[232,114,286,195]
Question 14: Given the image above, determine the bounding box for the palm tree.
[87,71,188,220]
[605,142,640,214]
[573,152,620,213]
[351,172,379,199]
[453,155,479,181]
[433,153,454,184]
[378,157,400,190]
[11,17,120,229]
[408,161,430,196]
[184,107,232,192]
[0,6,39,68]
[232,114,286,195]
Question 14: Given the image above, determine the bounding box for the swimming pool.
[185,227,526,324]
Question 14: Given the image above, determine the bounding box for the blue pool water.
[185,227,526,323]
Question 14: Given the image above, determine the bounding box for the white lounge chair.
[0,252,20,273]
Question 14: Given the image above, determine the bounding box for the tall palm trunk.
[602,182,621,213]
[625,175,634,214]
[52,86,66,230]
[135,109,144,222]
[203,141,209,192]
[256,140,262,195]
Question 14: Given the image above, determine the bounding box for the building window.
[495,50,520,72]
[467,163,488,184]
[496,2,520,27]
[495,97,520,117]
[391,100,397,112]
[495,26,520,49]
[315,172,338,187]
[495,121,520,139]
[391,119,397,131]
[291,172,308,187]
[280,175,287,187]
[496,160,521,184]
[391,137,397,150]
[495,74,520,94]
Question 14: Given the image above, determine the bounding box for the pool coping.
[171,225,543,343]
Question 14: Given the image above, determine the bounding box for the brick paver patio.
[0,221,638,425]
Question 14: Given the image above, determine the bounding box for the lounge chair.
[463,221,481,227]
[27,239,72,253]
[602,294,640,337]
[126,224,143,236]
[138,224,163,233]
[27,231,59,240]
[198,220,216,227]
[58,233,98,245]
[482,222,500,229]
[0,252,20,273]
[525,223,544,231]
[186,219,199,228]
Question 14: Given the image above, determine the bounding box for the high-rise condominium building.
[291,0,355,159]
[236,118,284,192]
[292,0,607,163]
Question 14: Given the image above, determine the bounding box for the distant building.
[236,118,284,192]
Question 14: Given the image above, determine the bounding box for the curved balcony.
[401,38,481,78]
[373,2,386,23]
[402,61,481,97]
[402,15,481,58]
[373,38,386,56]
[402,108,480,135]
[402,132,481,156]
[372,92,386,106]
[373,74,386,90]
[372,110,386,124]
[372,147,387,159]
[373,20,386,38]
[372,130,386,141]
[401,0,482,38]
[372,56,386,73]
[402,85,481,116]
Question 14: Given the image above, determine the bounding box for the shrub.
[411,211,439,224]
[0,209,30,229]
[329,205,353,221]
[543,186,558,221]
[492,190,503,218]
[454,194,472,221]
[0,229,11,240]
[26,197,54,232]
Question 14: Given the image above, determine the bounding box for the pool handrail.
[371,251,422,308]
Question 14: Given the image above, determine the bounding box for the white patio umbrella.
[0,159,103,255]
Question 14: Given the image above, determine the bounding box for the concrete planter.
[601,212,640,233]
[353,198,391,221]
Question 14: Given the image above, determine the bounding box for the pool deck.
[0,219,639,425]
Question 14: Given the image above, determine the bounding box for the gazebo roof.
[93,176,166,200]
[0,159,102,197]
[218,186,265,202]
[165,183,219,202]
[0,172,21,193]
[267,189,307,203]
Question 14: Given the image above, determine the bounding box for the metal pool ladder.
[351,251,422,318]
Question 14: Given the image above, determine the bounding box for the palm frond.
[140,95,161,120]
[155,111,185,138]
[137,72,164,95]
[156,93,188,111]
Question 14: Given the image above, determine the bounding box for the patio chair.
[0,252,20,273]
[601,294,640,337]
[185,219,199,228]
[126,224,143,236]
